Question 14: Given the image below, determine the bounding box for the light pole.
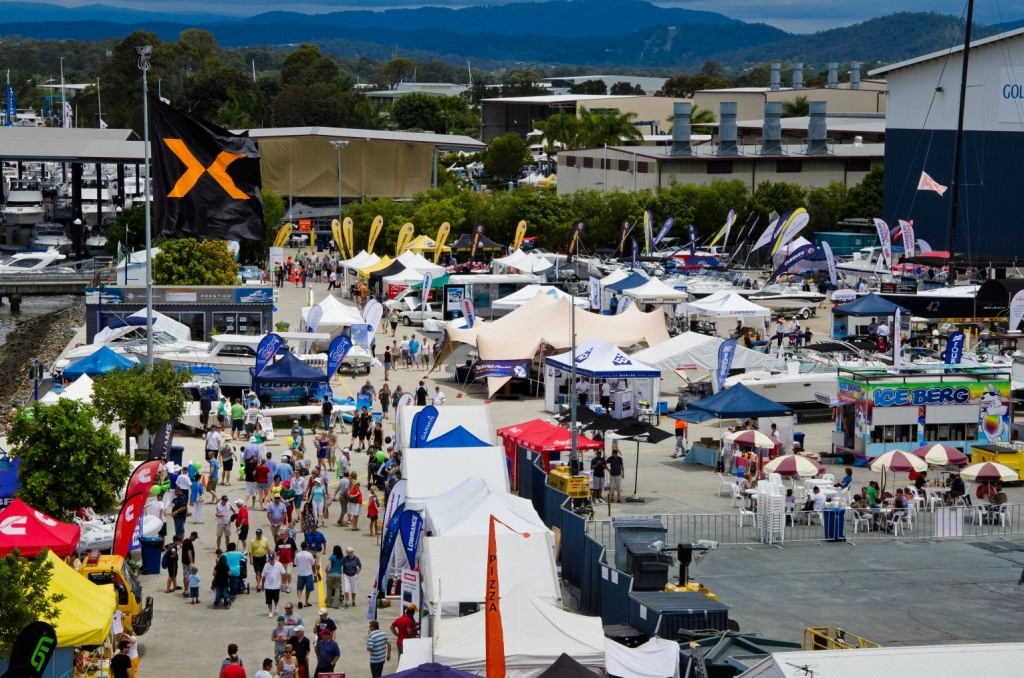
[329,140,348,218]
[137,45,154,366]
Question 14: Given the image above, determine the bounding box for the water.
[0,294,79,344]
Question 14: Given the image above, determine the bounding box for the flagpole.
[96,76,102,129]
[138,46,155,366]
[947,0,975,284]
[60,57,66,128]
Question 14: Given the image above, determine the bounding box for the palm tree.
[781,95,810,118]
[577,106,643,148]
[531,112,580,154]
[663,106,717,135]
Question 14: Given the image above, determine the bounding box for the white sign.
[269,247,285,269]
[400,567,420,607]
[1010,289,1024,332]
[998,67,1024,123]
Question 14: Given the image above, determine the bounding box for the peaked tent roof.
[39,373,95,405]
[623,277,689,303]
[492,284,588,311]
[538,653,605,678]
[423,477,548,537]
[63,345,138,379]
[340,250,379,270]
[493,249,554,274]
[546,338,660,379]
[686,290,772,318]
[404,233,451,254]
[255,352,328,384]
[632,331,774,375]
[599,269,637,287]
[96,308,191,342]
[605,271,649,293]
[433,585,605,675]
[672,383,793,422]
[833,291,910,317]
[421,425,489,449]
[45,550,117,647]
[358,255,394,278]
[302,294,365,328]
[0,498,80,557]
[450,232,504,251]
[369,259,408,281]
[496,418,603,454]
[396,250,446,276]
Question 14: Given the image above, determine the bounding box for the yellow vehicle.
[80,551,154,636]
[548,465,592,516]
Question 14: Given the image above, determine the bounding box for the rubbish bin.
[793,431,806,450]
[168,445,185,468]
[613,517,667,573]
[140,536,164,575]
[822,507,846,542]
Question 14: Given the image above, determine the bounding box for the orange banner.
[486,515,505,678]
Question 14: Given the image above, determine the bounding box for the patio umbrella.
[763,454,825,478]
[960,461,1019,483]
[726,429,776,449]
[609,421,674,502]
[390,663,479,678]
[911,443,969,467]
[869,450,927,474]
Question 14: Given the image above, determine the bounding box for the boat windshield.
[760,283,798,295]
[0,256,45,268]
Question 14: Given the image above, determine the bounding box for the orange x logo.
[163,138,249,199]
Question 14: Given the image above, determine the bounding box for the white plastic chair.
[718,473,736,497]
[728,483,744,508]
[853,510,873,533]
[927,493,944,512]
[891,513,906,537]
[738,506,756,527]
[821,473,835,485]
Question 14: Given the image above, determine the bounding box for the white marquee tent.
[396,250,446,277]
[493,249,554,274]
[423,477,548,537]
[622,278,689,304]
[544,338,660,413]
[340,250,381,290]
[300,294,365,338]
[492,284,588,311]
[402,446,510,503]
[632,331,774,383]
[395,405,494,452]
[686,290,772,318]
[39,374,94,405]
[432,585,604,677]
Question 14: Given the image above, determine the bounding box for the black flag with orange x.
[149,96,264,241]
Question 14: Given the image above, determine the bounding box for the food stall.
[834,365,1012,465]
[543,339,661,419]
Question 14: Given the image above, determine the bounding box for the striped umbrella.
[763,454,825,478]
[960,461,1019,483]
[911,443,968,467]
[869,450,928,474]
[726,429,777,449]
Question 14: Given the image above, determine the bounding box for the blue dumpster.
[822,507,846,542]
[793,431,806,450]
[168,445,185,468]
[140,536,164,575]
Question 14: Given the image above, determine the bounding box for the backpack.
[161,548,170,569]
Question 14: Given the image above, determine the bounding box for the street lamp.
[329,140,349,217]
[137,45,154,366]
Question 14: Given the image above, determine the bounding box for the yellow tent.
[405,234,451,254]
[44,551,117,647]
[358,255,393,279]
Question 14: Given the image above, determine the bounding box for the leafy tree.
[532,112,579,152]
[281,44,340,87]
[610,81,645,96]
[501,69,546,97]
[104,204,147,257]
[483,133,532,184]
[569,80,607,95]
[9,400,130,519]
[412,198,466,235]
[666,105,717,135]
[92,362,189,456]
[175,28,221,73]
[657,73,730,98]
[577,107,643,147]
[844,165,884,220]
[239,189,285,264]
[747,181,808,225]
[807,182,849,232]
[781,95,810,118]
[153,238,239,285]
[377,57,416,90]
[0,551,65,661]
[391,93,443,132]
[437,96,480,137]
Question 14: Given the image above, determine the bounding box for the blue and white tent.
[543,338,660,415]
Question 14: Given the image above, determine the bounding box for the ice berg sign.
[873,386,970,407]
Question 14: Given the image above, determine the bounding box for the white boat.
[80,178,117,227]
[2,179,45,225]
[53,311,206,371]
[674,273,754,298]
[748,282,825,316]
[149,332,331,389]
[835,246,890,277]
[724,360,839,405]
[0,248,70,274]
[30,223,72,253]
[75,515,163,553]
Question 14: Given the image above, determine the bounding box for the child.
[367,486,380,538]
[190,468,205,524]
[188,565,200,604]
[255,657,274,678]
[271,617,289,661]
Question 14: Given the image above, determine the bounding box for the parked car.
[399,301,442,326]
[237,265,263,283]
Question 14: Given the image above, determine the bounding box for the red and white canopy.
[0,498,80,558]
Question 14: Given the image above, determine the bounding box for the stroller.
[234,557,252,596]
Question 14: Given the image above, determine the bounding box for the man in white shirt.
[432,386,446,407]
[205,427,223,456]
[214,495,235,551]
[293,542,317,610]
[261,552,286,617]
[575,378,589,408]
[810,486,827,512]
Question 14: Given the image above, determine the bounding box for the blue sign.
[399,511,424,566]
[326,335,353,381]
[254,333,283,380]
[873,386,971,408]
[715,338,738,393]
[412,405,440,448]
[945,331,965,366]
[234,288,273,304]
[5,84,15,126]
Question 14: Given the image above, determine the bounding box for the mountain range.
[0,0,1010,70]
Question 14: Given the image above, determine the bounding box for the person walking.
[170,488,188,539]
[248,528,271,593]
[267,495,287,541]
[261,551,285,618]
[325,545,344,608]
[341,546,362,608]
[234,499,250,550]
[347,481,363,531]
[313,629,341,678]
[212,552,231,609]
[293,542,317,610]
[379,383,391,420]
[432,386,446,406]
[607,445,625,503]
[382,346,393,382]
[366,620,391,678]
[214,495,234,551]
[390,605,420,657]
[163,535,181,593]
[415,381,428,406]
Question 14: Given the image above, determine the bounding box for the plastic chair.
[728,483,744,508]
[927,493,944,512]
[738,506,756,527]
[718,473,736,497]
[891,513,905,537]
[853,511,873,533]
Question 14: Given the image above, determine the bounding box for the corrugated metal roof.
[242,126,484,149]
[0,127,137,142]
[568,142,884,160]
[870,26,1024,76]
[741,643,1024,678]
[0,137,144,162]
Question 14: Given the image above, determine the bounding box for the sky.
[9,0,1024,34]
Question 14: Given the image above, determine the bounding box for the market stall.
[831,292,910,340]
[835,365,1012,465]
[300,294,365,338]
[544,338,661,418]
[62,346,138,379]
[497,418,603,485]
[684,290,772,338]
[631,331,775,389]
[492,249,554,275]
[252,352,329,405]
[0,499,80,558]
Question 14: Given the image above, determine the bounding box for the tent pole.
[633,439,640,495]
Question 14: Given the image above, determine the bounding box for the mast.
[947,0,975,285]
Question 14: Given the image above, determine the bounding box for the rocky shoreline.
[0,303,85,407]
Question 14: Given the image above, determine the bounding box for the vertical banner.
[653,217,674,248]
[945,330,966,365]
[363,299,384,335]
[917,238,933,253]
[588,276,601,311]
[5,84,15,126]
[5,622,57,678]
[893,307,903,367]
[433,221,451,264]
[822,241,838,288]
[326,335,353,380]
[1009,290,1024,333]
[469,223,486,261]
[125,459,163,501]
[411,405,440,447]
[643,210,653,254]
[399,510,424,566]
[630,238,638,268]
[112,491,147,557]
[714,338,738,393]
[149,421,175,461]
[687,224,696,256]
[486,515,506,678]
[567,219,585,262]
[331,218,344,257]
[873,218,892,269]
[766,244,816,283]
[617,219,632,257]
[708,209,735,248]
[254,333,283,380]
[420,272,433,305]
[305,304,324,334]
[512,219,528,252]
[372,503,405,618]
[395,222,415,256]
[462,298,476,328]
[343,216,355,259]
[770,208,809,256]
[617,296,632,315]
[367,215,384,254]
[899,219,915,257]
[751,212,782,251]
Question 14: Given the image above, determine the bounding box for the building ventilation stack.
[850,61,862,90]
[792,63,804,89]
[827,63,839,89]
[718,102,739,156]
[806,101,828,155]
[770,63,782,91]
[761,102,782,155]
[670,102,693,156]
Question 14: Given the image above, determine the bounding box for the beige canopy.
[440,293,670,394]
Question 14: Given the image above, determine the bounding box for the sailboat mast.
[947,0,975,284]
